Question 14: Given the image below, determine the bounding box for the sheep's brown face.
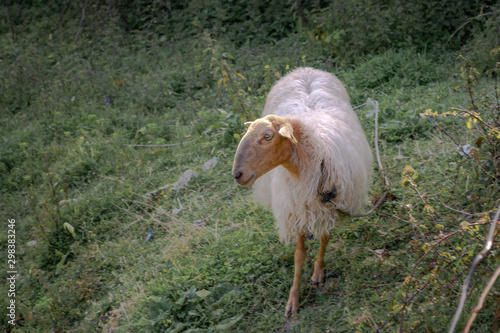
[232,115,296,187]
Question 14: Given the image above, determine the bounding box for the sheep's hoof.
[311,265,325,284]
[311,269,325,284]
[285,303,298,317]
[285,295,299,317]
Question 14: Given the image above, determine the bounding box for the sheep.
[232,67,373,317]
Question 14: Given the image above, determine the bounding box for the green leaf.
[209,308,224,320]
[175,295,186,306]
[168,323,187,333]
[188,310,200,316]
[215,314,243,331]
[195,289,211,300]
[63,222,76,239]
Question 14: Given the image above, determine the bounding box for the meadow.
[1,1,499,332]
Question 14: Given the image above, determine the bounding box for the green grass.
[1,2,499,332]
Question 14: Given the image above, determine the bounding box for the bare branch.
[428,116,497,180]
[352,190,389,217]
[427,116,471,158]
[438,199,491,217]
[463,263,500,332]
[353,103,367,110]
[352,99,391,218]
[452,107,495,130]
[449,201,500,333]
[446,10,500,44]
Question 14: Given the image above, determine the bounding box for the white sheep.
[232,67,373,317]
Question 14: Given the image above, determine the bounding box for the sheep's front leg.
[311,234,330,284]
[285,234,306,317]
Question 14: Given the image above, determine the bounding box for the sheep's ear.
[278,123,298,144]
[244,121,253,127]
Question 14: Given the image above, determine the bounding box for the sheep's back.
[263,67,351,119]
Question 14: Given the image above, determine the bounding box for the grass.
[1,2,499,332]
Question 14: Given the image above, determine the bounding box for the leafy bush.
[310,0,497,64]
[115,0,299,45]
[145,284,243,331]
[351,49,445,90]
[460,5,500,71]
[424,57,500,180]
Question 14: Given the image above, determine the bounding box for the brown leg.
[285,234,306,317]
[311,234,330,284]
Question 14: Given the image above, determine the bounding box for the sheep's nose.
[233,171,242,180]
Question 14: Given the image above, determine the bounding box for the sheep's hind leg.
[285,234,306,317]
[311,234,330,284]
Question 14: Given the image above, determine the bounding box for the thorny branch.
[427,116,471,159]
[374,214,495,333]
[452,107,495,131]
[427,116,497,180]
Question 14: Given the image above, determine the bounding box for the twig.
[448,201,500,333]
[74,1,87,41]
[353,103,367,110]
[446,11,500,44]
[351,191,389,218]
[442,262,470,297]
[144,184,170,198]
[372,99,391,189]
[299,282,314,308]
[463,263,500,332]
[438,199,490,217]
[484,88,499,104]
[376,279,433,332]
[493,298,500,332]
[395,219,492,332]
[410,221,490,274]
[391,212,427,240]
[352,99,391,218]
[452,107,495,130]
[121,303,130,322]
[428,116,497,179]
[406,181,438,224]
[427,117,471,158]
[378,248,472,332]
[246,293,267,332]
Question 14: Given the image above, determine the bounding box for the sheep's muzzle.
[232,140,257,187]
[232,169,255,187]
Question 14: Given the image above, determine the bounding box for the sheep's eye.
[264,132,273,141]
